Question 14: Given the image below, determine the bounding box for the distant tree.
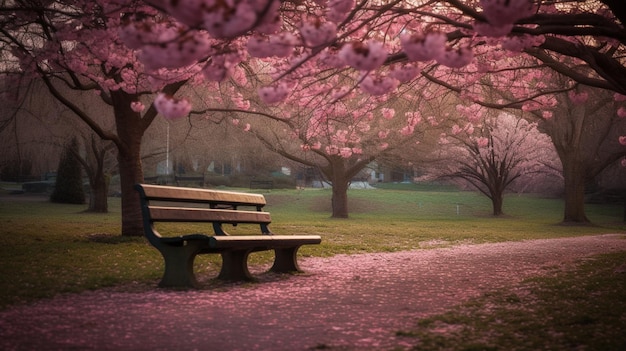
[50,137,85,204]
[77,134,116,212]
[425,113,561,216]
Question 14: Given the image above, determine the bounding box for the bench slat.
[139,184,266,206]
[209,235,322,249]
[148,206,271,223]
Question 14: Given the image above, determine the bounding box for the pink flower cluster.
[146,0,281,38]
[359,73,398,95]
[568,90,589,105]
[339,41,388,71]
[119,19,214,70]
[401,32,473,68]
[153,93,192,120]
[258,82,291,104]
[247,33,298,58]
[479,0,536,27]
[327,0,355,23]
[300,20,337,47]
[130,101,145,113]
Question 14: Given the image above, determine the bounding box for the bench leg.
[157,244,202,288]
[218,250,254,281]
[270,246,302,273]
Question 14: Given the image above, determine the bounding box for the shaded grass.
[0,187,624,310]
[397,251,626,351]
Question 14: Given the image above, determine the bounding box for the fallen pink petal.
[1,235,624,350]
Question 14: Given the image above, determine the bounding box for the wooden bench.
[135,184,321,288]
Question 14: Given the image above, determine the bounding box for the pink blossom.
[568,90,589,105]
[258,82,290,104]
[427,116,439,126]
[232,93,250,110]
[326,145,340,155]
[202,2,257,38]
[436,46,474,68]
[243,123,251,132]
[327,0,354,23]
[480,0,536,27]
[619,136,626,146]
[338,41,388,71]
[476,136,489,147]
[335,129,348,143]
[400,32,446,62]
[405,112,422,126]
[381,108,395,120]
[247,33,298,58]
[388,64,420,83]
[136,29,214,70]
[300,20,337,47]
[457,104,484,121]
[359,74,398,95]
[311,141,322,150]
[400,125,414,136]
[379,142,389,150]
[318,48,346,69]
[339,147,353,158]
[542,111,553,119]
[154,93,191,121]
[253,0,282,34]
[378,130,389,139]
[618,107,626,118]
[145,0,205,28]
[452,124,462,135]
[130,101,145,113]
[614,93,626,102]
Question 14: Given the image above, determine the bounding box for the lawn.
[1,185,626,350]
[0,184,624,311]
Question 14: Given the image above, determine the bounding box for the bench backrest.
[135,184,272,242]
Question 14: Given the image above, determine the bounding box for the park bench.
[135,184,321,288]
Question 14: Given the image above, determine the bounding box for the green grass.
[396,251,626,351]
[0,186,624,310]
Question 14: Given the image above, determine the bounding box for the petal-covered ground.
[1,234,625,351]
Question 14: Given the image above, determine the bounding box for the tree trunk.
[561,160,590,223]
[324,157,352,219]
[87,173,109,213]
[113,92,147,236]
[331,180,350,218]
[491,192,504,216]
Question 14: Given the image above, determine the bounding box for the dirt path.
[1,234,625,351]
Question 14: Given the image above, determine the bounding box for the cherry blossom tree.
[0,1,204,235]
[126,0,625,102]
[128,0,626,221]
[216,71,443,218]
[425,112,561,216]
[4,0,626,233]
[423,52,626,223]
[528,86,626,223]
